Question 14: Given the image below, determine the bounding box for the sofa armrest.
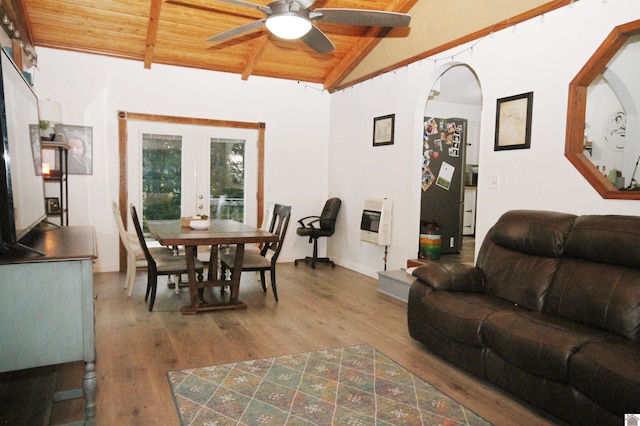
[411,262,484,292]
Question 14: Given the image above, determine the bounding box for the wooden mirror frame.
[565,19,640,200]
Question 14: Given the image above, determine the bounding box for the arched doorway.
[420,64,482,257]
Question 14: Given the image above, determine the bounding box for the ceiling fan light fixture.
[265,14,312,40]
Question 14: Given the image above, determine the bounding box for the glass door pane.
[128,120,258,230]
[209,138,245,221]
[142,133,182,227]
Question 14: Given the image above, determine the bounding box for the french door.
[126,120,258,229]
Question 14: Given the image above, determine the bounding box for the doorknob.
[198,195,204,199]
[198,204,204,209]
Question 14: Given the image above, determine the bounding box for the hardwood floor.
[50,261,560,425]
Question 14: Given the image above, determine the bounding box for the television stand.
[6,241,46,256]
[0,226,97,423]
[0,241,44,256]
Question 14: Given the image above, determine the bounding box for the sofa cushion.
[485,349,620,426]
[418,292,521,347]
[482,311,616,382]
[564,214,640,269]
[475,210,576,312]
[407,315,487,378]
[545,257,640,341]
[477,242,562,311]
[570,341,640,417]
[411,262,484,292]
[488,210,576,258]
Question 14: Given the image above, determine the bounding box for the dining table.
[146,219,278,315]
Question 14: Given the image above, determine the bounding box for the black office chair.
[294,198,341,268]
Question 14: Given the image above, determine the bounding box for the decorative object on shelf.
[624,155,640,191]
[494,91,533,151]
[45,197,60,214]
[53,125,93,175]
[41,141,69,225]
[37,99,62,140]
[373,113,395,146]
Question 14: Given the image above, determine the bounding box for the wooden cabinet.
[463,188,477,236]
[0,226,97,422]
[41,141,69,226]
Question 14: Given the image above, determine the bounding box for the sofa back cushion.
[477,210,577,311]
[545,215,640,341]
[564,215,640,269]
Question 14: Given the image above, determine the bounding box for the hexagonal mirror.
[565,19,640,199]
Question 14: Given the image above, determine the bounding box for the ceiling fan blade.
[215,0,271,15]
[314,9,411,27]
[207,19,267,42]
[301,25,335,54]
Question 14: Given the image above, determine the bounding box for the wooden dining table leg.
[185,245,200,308]
[229,243,244,303]
[208,244,218,281]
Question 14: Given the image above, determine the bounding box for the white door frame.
[117,111,266,271]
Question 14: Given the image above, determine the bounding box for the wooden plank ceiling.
[15,0,415,91]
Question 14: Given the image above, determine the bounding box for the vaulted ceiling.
[15,0,418,91]
[2,0,574,92]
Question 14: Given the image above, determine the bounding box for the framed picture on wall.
[494,92,533,151]
[373,114,395,146]
[46,197,61,214]
[54,125,94,175]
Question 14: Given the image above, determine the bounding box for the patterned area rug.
[167,344,491,425]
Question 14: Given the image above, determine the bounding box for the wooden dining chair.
[111,201,175,297]
[220,204,291,301]
[129,204,204,311]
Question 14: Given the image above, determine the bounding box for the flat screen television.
[0,48,45,253]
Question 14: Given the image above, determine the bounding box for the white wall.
[328,0,640,278]
[32,0,640,277]
[33,50,330,272]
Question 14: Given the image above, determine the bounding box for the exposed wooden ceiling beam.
[16,0,34,45]
[324,26,386,91]
[323,0,418,91]
[144,0,163,69]
[242,32,269,80]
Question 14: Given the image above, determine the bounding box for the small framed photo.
[373,114,395,146]
[46,197,61,214]
[494,92,533,151]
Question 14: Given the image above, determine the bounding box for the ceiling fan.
[202,0,411,54]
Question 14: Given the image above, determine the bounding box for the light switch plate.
[488,175,500,189]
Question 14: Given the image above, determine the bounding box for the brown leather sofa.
[407,210,640,425]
